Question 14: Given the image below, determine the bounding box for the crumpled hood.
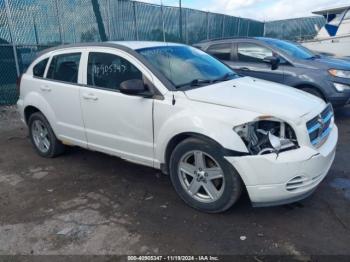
[184,77,325,121]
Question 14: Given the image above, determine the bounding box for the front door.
[229,42,284,84]
[79,50,154,167]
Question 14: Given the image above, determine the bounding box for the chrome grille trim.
[306,104,333,146]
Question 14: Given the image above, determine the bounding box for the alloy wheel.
[31,119,51,153]
[178,150,225,203]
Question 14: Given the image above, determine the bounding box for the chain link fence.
[1,0,324,105]
[0,0,265,105]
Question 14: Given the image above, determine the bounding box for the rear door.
[41,51,87,147]
[230,42,285,83]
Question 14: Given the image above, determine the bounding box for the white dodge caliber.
[17,41,338,213]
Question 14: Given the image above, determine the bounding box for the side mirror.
[263,56,280,70]
[120,79,153,98]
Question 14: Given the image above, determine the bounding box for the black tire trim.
[28,112,65,158]
[169,137,242,213]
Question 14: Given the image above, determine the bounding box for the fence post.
[110,0,117,40]
[221,15,225,38]
[105,0,111,39]
[237,17,241,36]
[247,20,250,36]
[133,1,139,40]
[206,12,209,40]
[161,2,166,42]
[184,9,188,44]
[32,14,39,45]
[263,20,266,37]
[179,0,182,42]
[54,0,63,43]
[4,0,20,77]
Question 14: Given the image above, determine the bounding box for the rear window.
[47,53,81,83]
[207,43,232,60]
[33,58,49,77]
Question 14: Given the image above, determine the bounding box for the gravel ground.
[0,105,349,257]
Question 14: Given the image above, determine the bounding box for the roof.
[34,41,183,91]
[37,41,185,57]
[108,41,184,50]
[197,37,254,44]
[312,5,349,15]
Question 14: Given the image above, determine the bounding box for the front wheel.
[169,138,242,213]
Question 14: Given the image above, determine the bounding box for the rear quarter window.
[33,58,49,77]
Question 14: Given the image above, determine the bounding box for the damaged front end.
[234,117,298,156]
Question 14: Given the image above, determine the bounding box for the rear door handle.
[40,85,51,92]
[239,67,250,71]
[82,93,98,101]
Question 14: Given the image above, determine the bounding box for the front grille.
[306,104,333,146]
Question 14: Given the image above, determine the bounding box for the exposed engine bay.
[234,120,298,155]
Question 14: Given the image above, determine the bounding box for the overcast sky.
[139,0,350,21]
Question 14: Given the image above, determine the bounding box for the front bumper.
[225,125,338,207]
[328,79,350,107]
[16,99,25,123]
[328,93,350,108]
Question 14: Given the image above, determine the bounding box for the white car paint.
[184,77,325,121]
[17,41,338,207]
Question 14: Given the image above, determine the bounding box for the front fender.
[154,113,249,163]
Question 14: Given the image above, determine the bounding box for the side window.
[47,53,81,83]
[87,52,142,90]
[207,43,232,60]
[33,58,49,77]
[237,43,273,63]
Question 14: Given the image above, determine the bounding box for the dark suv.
[194,37,350,107]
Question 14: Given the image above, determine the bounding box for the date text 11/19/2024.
[127,255,220,261]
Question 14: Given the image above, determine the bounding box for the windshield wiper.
[212,72,236,83]
[176,73,236,89]
[176,79,212,88]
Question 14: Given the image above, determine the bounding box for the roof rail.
[198,36,254,43]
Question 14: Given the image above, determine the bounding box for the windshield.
[263,39,316,60]
[137,45,237,88]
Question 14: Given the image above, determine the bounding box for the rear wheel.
[28,112,65,158]
[169,138,242,213]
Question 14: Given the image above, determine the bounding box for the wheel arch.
[22,92,57,130]
[161,132,247,174]
[24,105,41,124]
[293,83,327,101]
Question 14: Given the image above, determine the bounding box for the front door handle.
[82,93,98,101]
[239,67,250,71]
[40,85,51,92]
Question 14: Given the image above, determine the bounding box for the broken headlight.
[234,118,298,155]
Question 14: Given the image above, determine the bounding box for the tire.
[28,112,65,158]
[169,138,242,213]
[300,87,325,101]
